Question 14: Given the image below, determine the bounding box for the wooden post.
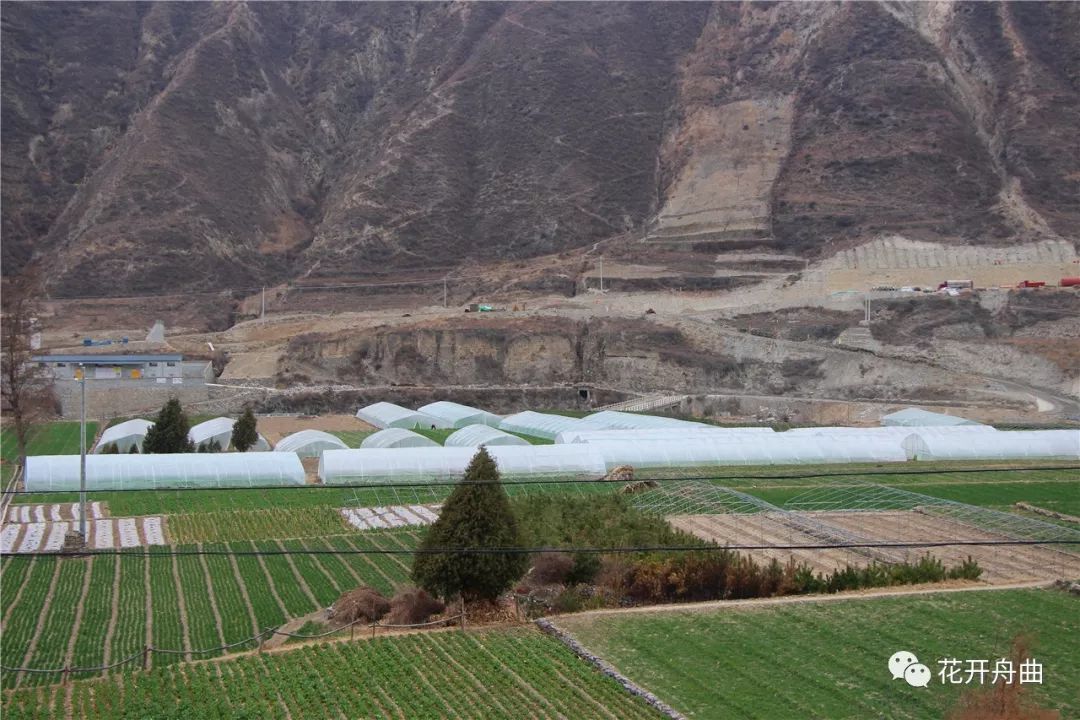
[142,646,150,671]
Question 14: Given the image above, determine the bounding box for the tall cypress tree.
[230,408,258,452]
[412,448,527,602]
[142,398,194,454]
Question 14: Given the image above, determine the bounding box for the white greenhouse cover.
[902,430,1079,461]
[189,417,236,449]
[249,434,271,452]
[881,408,983,427]
[445,424,530,447]
[577,410,709,431]
[584,436,910,470]
[361,428,440,449]
[498,411,586,440]
[785,426,996,437]
[319,445,608,484]
[555,427,776,444]
[416,401,502,428]
[24,453,306,491]
[274,430,349,457]
[355,402,452,430]
[94,419,154,454]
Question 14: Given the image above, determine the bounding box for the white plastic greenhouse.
[902,429,1080,461]
[576,410,709,431]
[445,424,530,447]
[189,417,236,450]
[555,427,776,444]
[785,426,997,437]
[318,445,608,484]
[881,408,983,427]
[24,453,306,491]
[249,434,271,452]
[361,428,440,449]
[93,419,154,454]
[416,401,502,428]
[274,430,349,457]
[498,411,586,440]
[355,402,452,430]
[584,436,910,470]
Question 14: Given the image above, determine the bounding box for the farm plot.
[341,504,440,530]
[0,422,98,461]
[3,503,106,524]
[0,530,420,687]
[0,517,167,552]
[671,510,1080,583]
[557,588,1080,720]
[2,627,665,720]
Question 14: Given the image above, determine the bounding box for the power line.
[4,463,1077,496]
[3,539,1078,559]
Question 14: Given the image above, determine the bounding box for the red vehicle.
[1061,277,1080,287]
[1017,280,1046,288]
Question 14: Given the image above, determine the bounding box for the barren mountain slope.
[2,1,1077,296]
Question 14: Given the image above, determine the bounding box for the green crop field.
[558,588,1080,719]
[329,430,376,448]
[0,422,99,461]
[0,529,421,689]
[1,627,663,720]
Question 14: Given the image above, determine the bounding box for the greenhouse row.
[24,454,306,492]
[445,424,529,447]
[273,430,348,457]
[355,402,453,430]
[360,428,439,449]
[93,416,270,454]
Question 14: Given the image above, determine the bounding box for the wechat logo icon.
[889,650,931,688]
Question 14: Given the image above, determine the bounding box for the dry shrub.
[331,586,389,625]
[528,552,576,586]
[385,587,445,626]
[947,636,1060,720]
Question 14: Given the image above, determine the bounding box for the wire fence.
[0,613,466,677]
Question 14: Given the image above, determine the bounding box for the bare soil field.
[670,510,1080,584]
[256,414,374,444]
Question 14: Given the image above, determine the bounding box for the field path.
[274,540,320,608]
[1,557,36,626]
[338,535,399,589]
[143,555,153,670]
[14,561,62,687]
[296,539,343,594]
[226,552,260,638]
[253,549,289,619]
[197,545,226,647]
[467,634,566,719]
[170,553,192,658]
[101,556,121,670]
[62,557,94,669]
[414,633,523,719]
[556,579,1055,623]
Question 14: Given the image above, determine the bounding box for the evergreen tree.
[412,448,527,602]
[142,398,194,454]
[230,408,258,452]
[102,442,119,455]
[128,444,139,454]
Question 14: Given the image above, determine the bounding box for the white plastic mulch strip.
[20,506,31,524]
[94,519,114,549]
[142,517,165,546]
[49,505,63,521]
[118,518,139,548]
[92,502,103,519]
[372,507,407,528]
[43,522,68,551]
[357,507,388,529]
[70,504,80,520]
[33,506,45,523]
[17,523,45,552]
[393,506,426,525]
[408,505,440,523]
[1,524,21,553]
[341,509,367,530]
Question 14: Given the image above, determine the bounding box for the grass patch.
[412,427,455,445]
[330,430,376,448]
[0,421,99,461]
[559,588,1080,719]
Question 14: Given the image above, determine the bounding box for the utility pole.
[260,287,266,320]
[599,257,604,293]
[78,363,87,545]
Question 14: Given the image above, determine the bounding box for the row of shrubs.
[523,551,982,614]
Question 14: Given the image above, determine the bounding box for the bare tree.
[1,272,54,467]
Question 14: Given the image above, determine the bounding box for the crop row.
[167,507,353,544]
[0,531,420,687]
[3,628,663,719]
